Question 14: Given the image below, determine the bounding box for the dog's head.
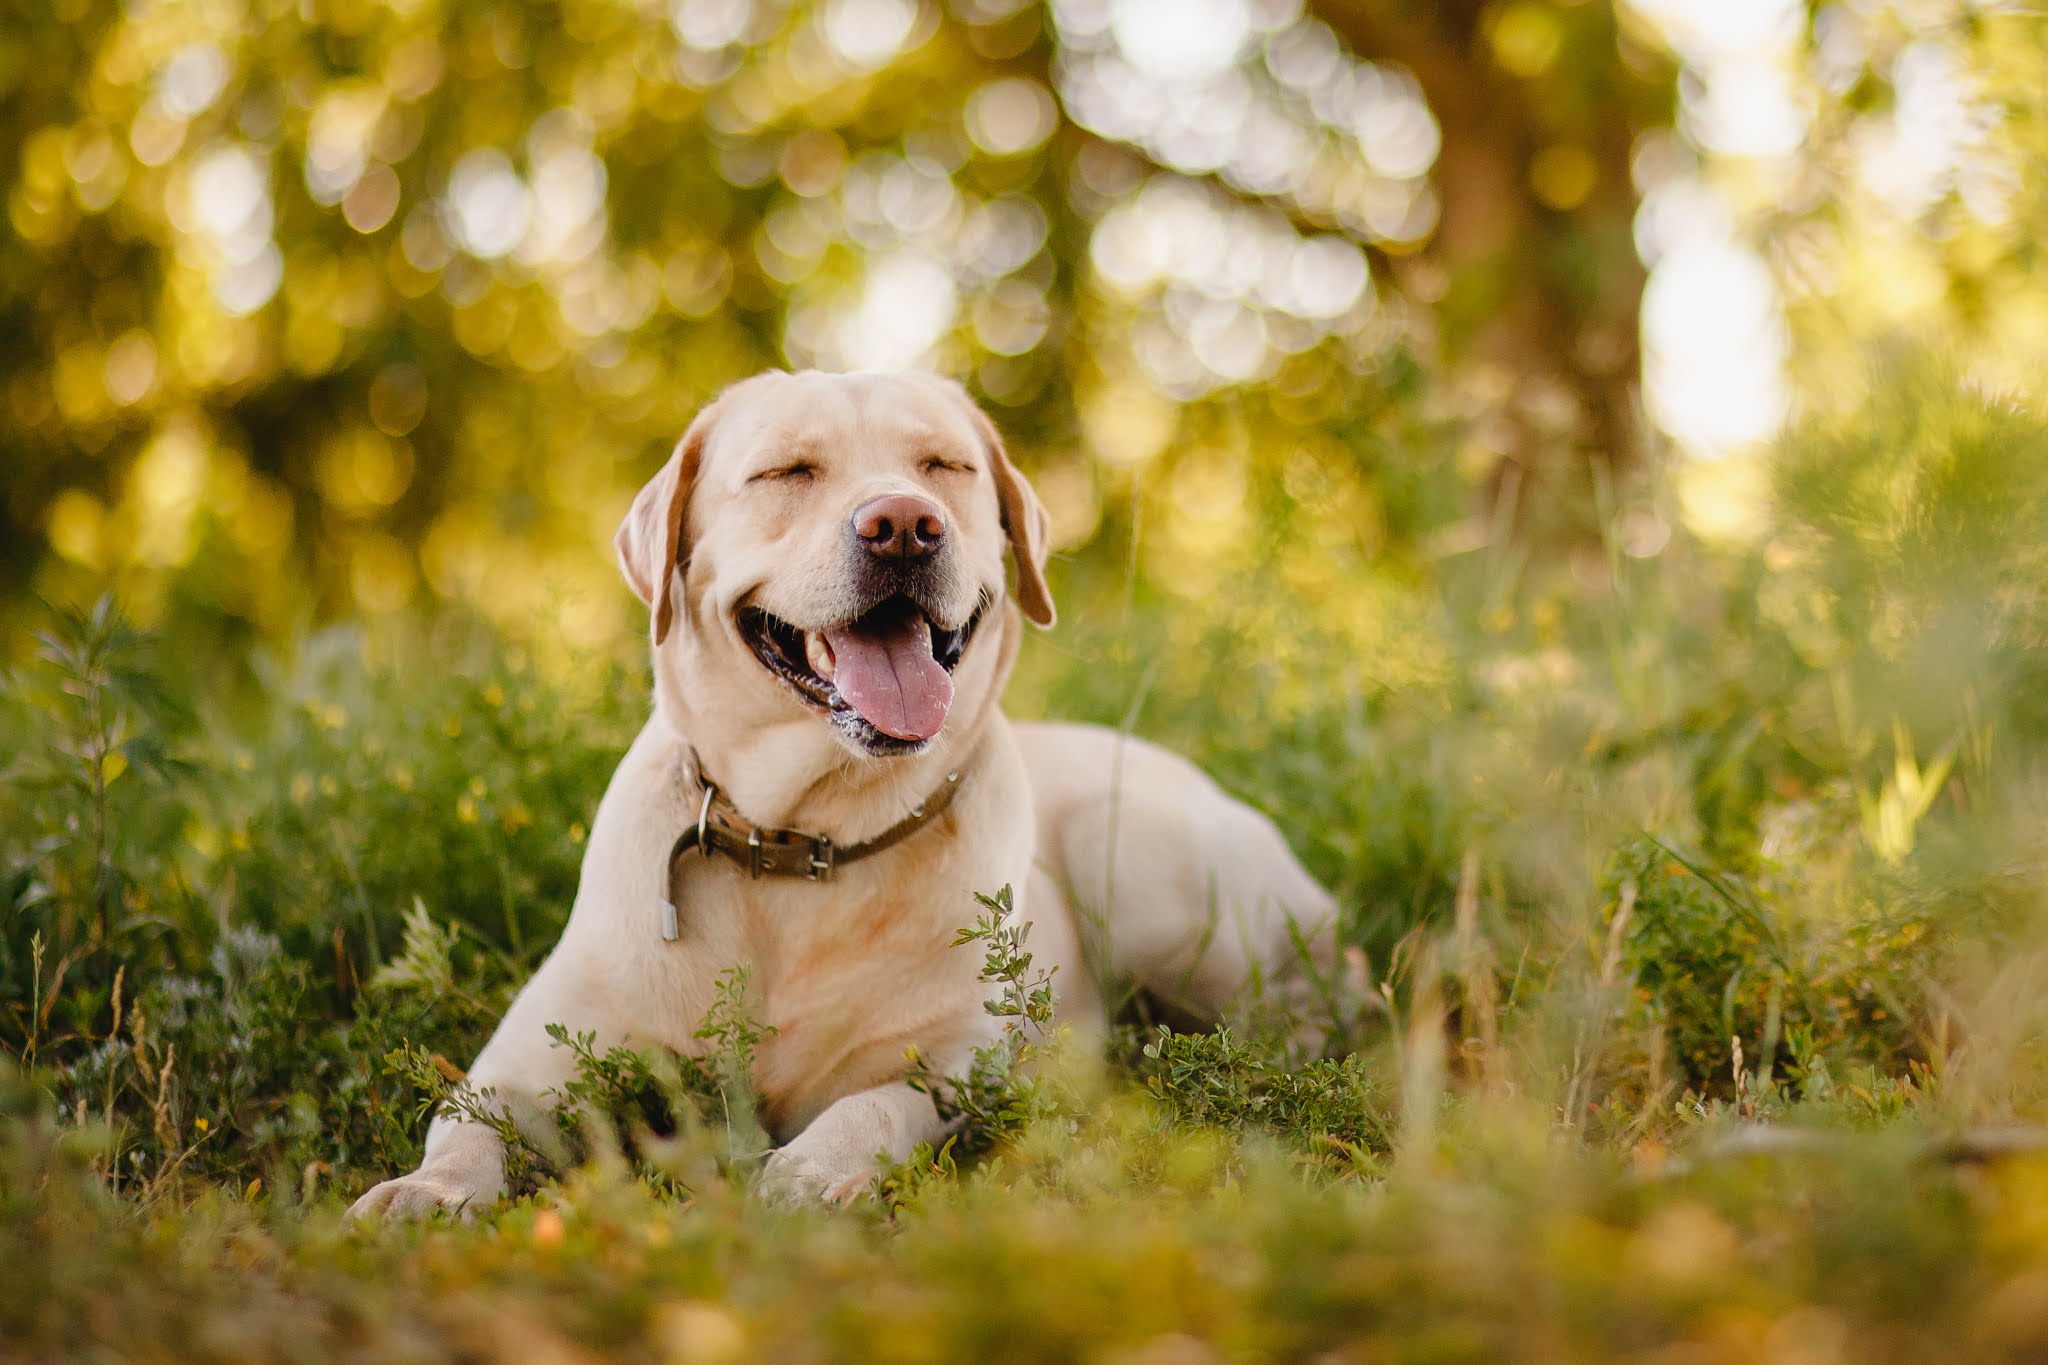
[614,370,1054,761]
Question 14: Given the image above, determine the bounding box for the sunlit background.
[16,10,2048,1330]
[2,0,2041,652]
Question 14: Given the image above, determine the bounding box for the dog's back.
[1017,721,1349,1050]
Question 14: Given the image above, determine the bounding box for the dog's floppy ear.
[615,404,717,645]
[966,403,1056,629]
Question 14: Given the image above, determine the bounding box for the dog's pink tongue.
[825,613,953,742]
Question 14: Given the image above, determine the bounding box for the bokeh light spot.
[673,0,756,51]
[1488,3,1563,78]
[103,331,159,407]
[1643,237,1787,455]
[342,163,401,233]
[158,43,230,119]
[1530,144,1597,211]
[821,0,919,71]
[214,244,283,316]
[966,78,1057,157]
[446,149,531,260]
[188,144,272,254]
[44,489,108,568]
[1110,0,1250,82]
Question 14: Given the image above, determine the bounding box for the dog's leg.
[758,1078,955,1205]
[346,949,620,1221]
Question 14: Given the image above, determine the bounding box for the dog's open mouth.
[739,596,984,746]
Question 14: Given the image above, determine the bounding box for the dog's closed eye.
[920,457,976,477]
[751,462,819,484]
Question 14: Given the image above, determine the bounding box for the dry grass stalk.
[1452,849,1504,1095]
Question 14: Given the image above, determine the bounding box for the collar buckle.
[694,782,716,859]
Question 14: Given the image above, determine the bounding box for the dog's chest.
[731,878,985,1126]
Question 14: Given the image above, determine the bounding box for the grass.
[7,367,2048,1360]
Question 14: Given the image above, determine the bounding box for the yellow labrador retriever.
[348,370,1340,1216]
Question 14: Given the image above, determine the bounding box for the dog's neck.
[676,721,985,845]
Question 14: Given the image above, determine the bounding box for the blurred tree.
[1309,0,1672,501]
[2,0,2038,652]
[3,0,1467,646]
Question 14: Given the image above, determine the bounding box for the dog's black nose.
[852,494,947,561]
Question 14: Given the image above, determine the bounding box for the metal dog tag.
[660,898,680,942]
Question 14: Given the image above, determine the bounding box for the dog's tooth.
[806,632,835,680]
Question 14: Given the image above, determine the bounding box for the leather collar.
[659,755,967,940]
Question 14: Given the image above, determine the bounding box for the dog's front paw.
[345,1168,502,1224]
[759,1144,878,1207]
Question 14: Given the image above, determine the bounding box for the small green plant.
[383,962,776,1197]
[372,898,464,997]
[1607,835,1931,1102]
[2,596,190,1065]
[887,886,1062,1193]
[681,963,779,1169]
[1135,1026,1393,1170]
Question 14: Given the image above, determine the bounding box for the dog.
[348,370,1343,1217]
